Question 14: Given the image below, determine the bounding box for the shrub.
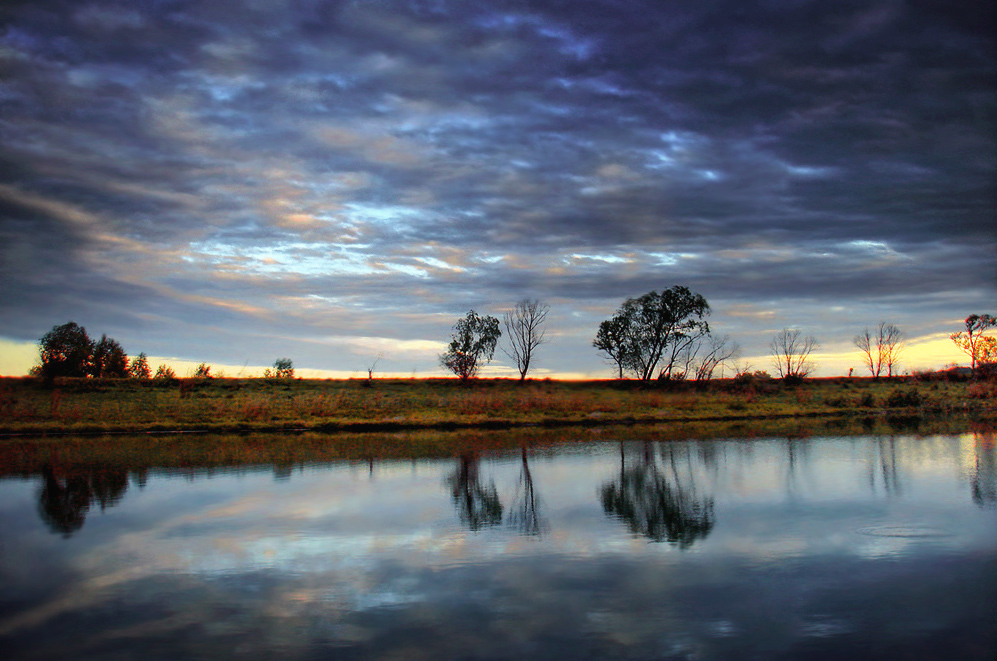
[967,381,997,399]
[886,388,923,408]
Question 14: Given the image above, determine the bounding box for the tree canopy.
[440,310,501,380]
[593,286,710,381]
[951,314,996,374]
[38,322,95,379]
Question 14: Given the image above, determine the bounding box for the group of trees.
[594,287,713,381]
[36,307,995,385]
[440,299,551,381]
[34,322,146,381]
[33,321,295,382]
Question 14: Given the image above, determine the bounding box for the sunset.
[1,3,995,659]
[1,1,993,377]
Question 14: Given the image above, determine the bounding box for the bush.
[967,381,997,399]
[886,388,924,408]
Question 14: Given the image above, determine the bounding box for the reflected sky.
[1,433,995,659]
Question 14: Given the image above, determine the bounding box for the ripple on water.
[854,525,952,539]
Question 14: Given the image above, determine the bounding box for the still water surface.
[1,432,995,659]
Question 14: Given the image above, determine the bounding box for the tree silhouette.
[854,322,904,378]
[91,334,129,378]
[440,310,501,380]
[770,328,819,380]
[503,299,550,381]
[594,287,710,381]
[37,322,94,380]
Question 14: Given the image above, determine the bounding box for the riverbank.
[1,375,993,437]
[1,413,993,476]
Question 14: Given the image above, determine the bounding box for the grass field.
[1,374,994,436]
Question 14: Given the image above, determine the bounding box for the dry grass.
[0,375,992,436]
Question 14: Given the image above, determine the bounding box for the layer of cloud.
[1,1,993,375]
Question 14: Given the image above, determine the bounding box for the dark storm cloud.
[0,0,993,373]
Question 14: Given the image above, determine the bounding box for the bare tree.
[770,328,819,380]
[503,299,549,381]
[853,322,904,378]
[364,352,384,382]
[693,334,741,381]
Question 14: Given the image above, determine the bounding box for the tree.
[153,364,177,381]
[854,322,905,378]
[129,353,151,379]
[91,334,129,378]
[770,328,819,380]
[440,310,501,380]
[37,322,94,380]
[593,313,631,379]
[690,334,741,381]
[264,358,294,379]
[951,314,997,374]
[593,286,710,381]
[193,363,212,379]
[503,299,550,381]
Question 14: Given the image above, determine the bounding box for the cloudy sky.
[1,0,993,378]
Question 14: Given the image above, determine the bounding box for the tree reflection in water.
[37,465,129,537]
[447,453,503,530]
[600,442,715,548]
[972,431,996,508]
[508,447,548,537]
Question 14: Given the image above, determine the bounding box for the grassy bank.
[1,414,992,476]
[1,374,994,436]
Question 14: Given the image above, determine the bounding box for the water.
[1,432,995,659]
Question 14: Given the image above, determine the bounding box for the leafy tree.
[503,299,550,381]
[593,286,710,381]
[593,313,631,379]
[440,310,501,380]
[129,353,151,379]
[264,357,294,379]
[951,314,997,374]
[193,363,212,379]
[91,334,129,378]
[854,322,904,378]
[37,322,94,380]
[153,364,177,381]
[770,328,819,380]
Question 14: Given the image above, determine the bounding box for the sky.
[1,0,994,379]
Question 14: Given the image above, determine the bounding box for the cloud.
[0,1,993,376]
